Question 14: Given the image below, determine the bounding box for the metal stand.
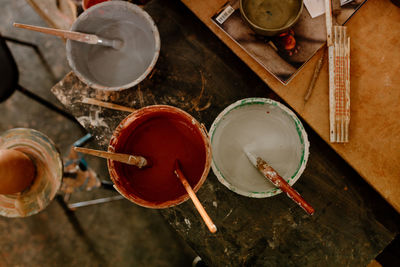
[60,134,124,210]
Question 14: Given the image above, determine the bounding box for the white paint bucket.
[209,98,309,198]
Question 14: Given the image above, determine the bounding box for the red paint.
[82,0,110,10]
[113,110,207,204]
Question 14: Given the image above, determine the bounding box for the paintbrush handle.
[81,97,136,113]
[174,167,217,233]
[257,159,315,215]
[74,147,147,168]
[13,23,99,44]
[304,47,326,102]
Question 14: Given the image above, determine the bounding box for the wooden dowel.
[74,147,148,168]
[81,97,136,113]
[304,47,326,102]
[14,22,98,44]
[13,22,122,49]
[174,160,217,233]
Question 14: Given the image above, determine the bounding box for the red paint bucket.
[108,106,211,208]
[82,0,110,10]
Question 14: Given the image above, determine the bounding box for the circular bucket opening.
[209,98,309,198]
[67,1,160,90]
[0,128,63,217]
[108,106,211,208]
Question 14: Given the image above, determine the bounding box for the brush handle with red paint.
[256,158,315,215]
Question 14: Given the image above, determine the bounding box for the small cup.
[0,128,63,217]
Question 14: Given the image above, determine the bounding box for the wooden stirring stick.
[13,23,123,50]
[304,47,326,102]
[81,97,136,113]
[174,160,217,233]
[74,147,148,168]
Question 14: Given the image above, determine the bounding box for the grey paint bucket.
[66,1,160,91]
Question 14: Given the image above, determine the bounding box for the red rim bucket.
[108,105,211,209]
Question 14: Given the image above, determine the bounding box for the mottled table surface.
[51,0,399,266]
[181,0,400,214]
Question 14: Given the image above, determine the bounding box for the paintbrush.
[174,160,217,233]
[304,47,326,102]
[13,22,123,50]
[74,147,148,168]
[81,97,136,113]
[245,151,315,215]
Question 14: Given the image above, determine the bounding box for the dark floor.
[0,1,195,266]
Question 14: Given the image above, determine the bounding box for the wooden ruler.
[325,0,350,143]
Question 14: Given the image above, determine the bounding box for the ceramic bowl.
[240,0,303,36]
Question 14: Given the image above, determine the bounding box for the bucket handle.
[200,123,209,138]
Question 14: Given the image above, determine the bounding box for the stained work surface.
[0,0,194,266]
[51,0,399,266]
[181,0,400,214]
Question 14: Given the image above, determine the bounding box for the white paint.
[184,218,191,228]
[77,110,109,128]
[212,201,218,208]
[304,0,354,18]
[224,208,233,220]
[383,74,392,87]
[211,100,307,196]
[268,239,276,249]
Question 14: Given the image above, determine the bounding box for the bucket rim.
[209,97,310,198]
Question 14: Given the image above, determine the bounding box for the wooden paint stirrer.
[13,23,123,50]
[174,160,217,233]
[81,97,136,113]
[74,147,148,168]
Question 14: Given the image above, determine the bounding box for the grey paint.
[66,1,160,91]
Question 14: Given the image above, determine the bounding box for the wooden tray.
[181,0,400,213]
